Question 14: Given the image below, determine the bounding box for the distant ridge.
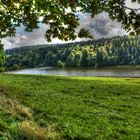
[5,36,127,55]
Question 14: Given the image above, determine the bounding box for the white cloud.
[79,12,126,39]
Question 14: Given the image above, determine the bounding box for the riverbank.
[0,74,139,139]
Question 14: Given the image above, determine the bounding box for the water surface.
[7,66,140,77]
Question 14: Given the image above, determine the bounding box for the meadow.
[0,74,140,139]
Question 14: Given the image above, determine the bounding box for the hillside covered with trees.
[5,36,140,70]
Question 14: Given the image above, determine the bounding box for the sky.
[2,0,139,50]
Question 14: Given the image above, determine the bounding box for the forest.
[5,36,140,70]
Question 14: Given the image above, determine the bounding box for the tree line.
[5,36,140,70]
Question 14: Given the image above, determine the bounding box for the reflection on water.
[6,66,140,77]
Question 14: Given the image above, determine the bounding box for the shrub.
[9,64,20,70]
[57,61,65,67]
[0,67,5,72]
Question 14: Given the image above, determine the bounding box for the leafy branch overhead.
[0,0,140,41]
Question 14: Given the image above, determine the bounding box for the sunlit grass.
[0,74,140,139]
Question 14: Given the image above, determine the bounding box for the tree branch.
[123,6,140,11]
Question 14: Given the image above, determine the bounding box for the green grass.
[0,74,140,139]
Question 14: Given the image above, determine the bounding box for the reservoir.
[7,66,140,77]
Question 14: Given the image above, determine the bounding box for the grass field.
[0,74,140,139]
